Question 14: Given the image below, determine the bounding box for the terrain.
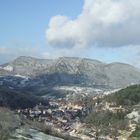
[0,56,140,140]
[0,56,140,99]
[0,85,49,109]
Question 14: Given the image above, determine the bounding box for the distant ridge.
[0,56,140,89]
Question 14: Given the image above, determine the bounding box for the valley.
[0,57,140,140]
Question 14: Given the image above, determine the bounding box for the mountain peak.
[0,56,140,89]
[14,56,38,61]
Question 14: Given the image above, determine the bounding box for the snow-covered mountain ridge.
[0,56,140,97]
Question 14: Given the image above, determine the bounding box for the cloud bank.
[0,46,42,64]
[46,0,140,48]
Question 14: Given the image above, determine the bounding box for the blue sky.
[0,0,140,68]
[0,0,83,47]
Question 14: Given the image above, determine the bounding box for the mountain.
[0,56,140,97]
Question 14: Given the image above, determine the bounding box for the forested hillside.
[0,86,49,109]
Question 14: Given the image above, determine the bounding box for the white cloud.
[46,0,140,48]
[0,46,42,64]
[42,47,83,59]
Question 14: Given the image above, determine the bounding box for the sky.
[0,0,140,68]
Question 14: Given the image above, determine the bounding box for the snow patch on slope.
[15,74,29,79]
[3,65,13,72]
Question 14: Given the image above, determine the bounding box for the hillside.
[0,56,140,95]
[106,84,140,106]
[83,85,140,139]
[0,86,49,109]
